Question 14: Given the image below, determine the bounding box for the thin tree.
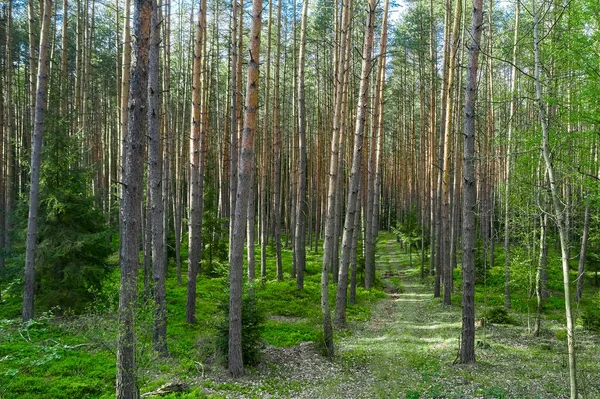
[22,0,52,322]
[186,0,207,324]
[504,0,519,309]
[116,0,151,395]
[460,0,483,365]
[321,0,351,356]
[148,0,167,355]
[228,0,262,377]
[295,0,309,291]
[335,0,376,326]
[533,0,577,395]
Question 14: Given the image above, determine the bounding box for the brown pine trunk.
[119,0,131,187]
[441,0,461,306]
[186,0,207,324]
[116,0,151,395]
[148,0,167,355]
[335,0,376,326]
[321,0,351,356]
[295,0,309,290]
[272,0,283,280]
[460,0,483,364]
[4,0,13,255]
[22,0,52,322]
[370,0,390,282]
[228,0,262,377]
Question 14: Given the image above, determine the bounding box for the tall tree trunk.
[370,0,390,283]
[4,0,14,257]
[335,0,376,327]
[321,0,351,357]
[295,0,309,291]
[228,0,239,253]
[22,0,52,322]
[228,0,262,377]
[148,0,167,355]
[260,0,273,282]
[272,0,283,281]
[460,0,483,365]
[119,0,131,187]
[504,0,519,309]
[533,1,577,395]
[441,0,461,306]
[116,0,151,395]
[186,0,207,324]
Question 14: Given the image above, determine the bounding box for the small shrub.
[580,305,600,332]
[482,307,515,325]
[216,289,266,367]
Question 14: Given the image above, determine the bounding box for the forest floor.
[196,235,600,399]
[2,233,600,399]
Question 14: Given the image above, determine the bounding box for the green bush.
[216,289,266,366]
[26,117,113,313]
[580,305,600,332]
[482,306,516,325]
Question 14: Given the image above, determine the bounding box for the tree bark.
[335,0,376,327]
[228,0,262,377]
[116,0,151,395]
[460,0,483,365]
[186,0,207,324]
[22,0,52,323]
[321,0,351,356]
[504,0,519,310]
[533,1,577,395]
[272,0,283,281]
[148,0,167,355]
[295,0,309,291]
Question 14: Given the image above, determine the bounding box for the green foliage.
[580,298,600,332]
[482,307,516,325]
[216,289,266,367]
[24,118,113,313]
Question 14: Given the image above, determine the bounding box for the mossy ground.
[1,232,599,398]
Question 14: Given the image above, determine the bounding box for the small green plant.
[580,305,600,332]
[482,307,516,325]
[216,288,266,366]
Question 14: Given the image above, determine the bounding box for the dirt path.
[201,233,598,398]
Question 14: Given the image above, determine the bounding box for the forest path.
[293,232,590,399]
[301,232,464,398]
[200,232,596,398]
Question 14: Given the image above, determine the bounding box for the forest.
[0,0,600,397]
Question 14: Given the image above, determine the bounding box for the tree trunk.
[116,0,151,395]
[321,0,351,357]
[186,0,207,324]
[228,0,262,377]
[148,0,167,355]
[335,0,376,327]
[533,1,577,395]
[504,0,519,309]
[22,0,52,322]
[272,0,283,281]
[460,0,483,365]
[533,213,547,336]
[441,0,461,306]
[295,0,309,291]
[369,0,390,286]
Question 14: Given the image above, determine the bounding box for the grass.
[0,234,385,398]
[1,231,600,398]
